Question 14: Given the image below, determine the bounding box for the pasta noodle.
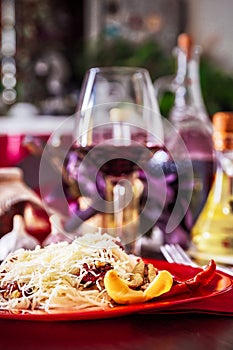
[0,232,137,312]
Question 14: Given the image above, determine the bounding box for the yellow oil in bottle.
[191,171,233,255]
[191,111,233,258]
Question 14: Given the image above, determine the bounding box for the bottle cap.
[212,112,233,150]
[178,33,193,59]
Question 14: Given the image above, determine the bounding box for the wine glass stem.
[104,172,143,254]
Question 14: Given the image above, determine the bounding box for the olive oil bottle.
[191,112,233,258]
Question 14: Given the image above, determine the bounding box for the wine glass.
[64,66,164,254]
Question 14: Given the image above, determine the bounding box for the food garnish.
[165,259,216,297]
[104,269,173,304]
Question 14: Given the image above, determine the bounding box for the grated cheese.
[0,232,137,312]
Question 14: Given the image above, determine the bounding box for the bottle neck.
[173,47,192,109]
[213,150,233,202]
[170,46,211,128]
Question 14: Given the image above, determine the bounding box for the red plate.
[0,259,232,321]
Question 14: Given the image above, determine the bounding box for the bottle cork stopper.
[213,112,233,132]
[178,33,193,59]
[212,112,233,150]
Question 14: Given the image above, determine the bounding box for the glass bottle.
[191,112,233,259]
[155,33,215,230]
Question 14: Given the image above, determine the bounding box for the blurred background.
[1,0,233,117]
[1,0,233,254]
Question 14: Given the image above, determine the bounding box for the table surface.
[0,313,233,350]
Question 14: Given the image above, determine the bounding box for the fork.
[160,243,233,277]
